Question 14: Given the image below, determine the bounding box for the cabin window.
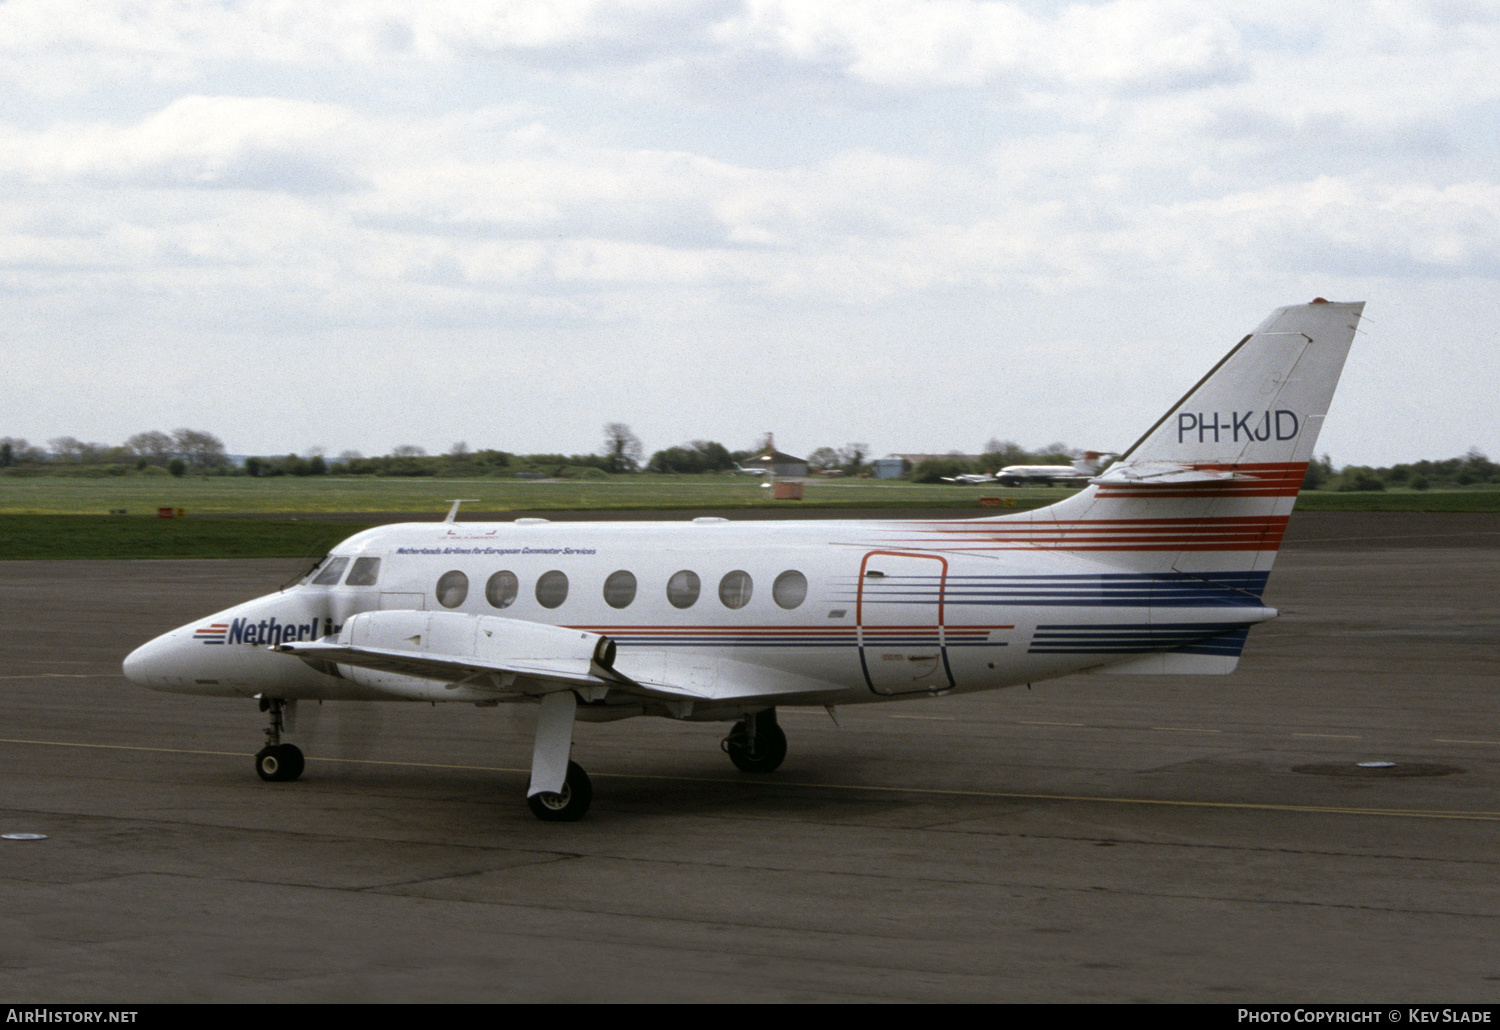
[603,570,636,609]
[773,570,807,609]
[345,557,381,586]
[536,570,569,609]
[311,557,349,586]
[667,570,700,609]
[486,570,518,609]
[436,570,469,609]
[719,570,753,610]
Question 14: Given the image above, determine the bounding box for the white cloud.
[3,4,1500,462]
[0,0,714,92]
[718,0,1244,89]
[0,96,356,190]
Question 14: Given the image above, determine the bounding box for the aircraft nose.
[122,633,182,689]
[122,637,158,687]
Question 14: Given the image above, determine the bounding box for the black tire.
[725,712,787,773]
[527,760,593,822]
[255,744,304,782]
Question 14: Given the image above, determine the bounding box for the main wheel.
[527,760,593,822]
[725,715,787,773]
[255,743,305,782]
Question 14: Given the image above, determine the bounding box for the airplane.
[733,462,770,477]
[947,453,1119,485]
[994,457,1105,486]
[123,300,1363,821]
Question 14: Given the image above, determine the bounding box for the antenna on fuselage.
[443,499,480,524]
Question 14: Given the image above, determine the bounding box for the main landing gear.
[254,697,304,782]
[526,691,591,821]
[527,760,593,822]
[723,708,787,773]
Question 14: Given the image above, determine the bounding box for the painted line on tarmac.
[3,735,1499,823]
[0,738,522,772]
[1293,733,1362,739]
[0,737,249,758]
[0,674,103,680]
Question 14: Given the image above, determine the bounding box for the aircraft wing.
[275,638,608,691]
[274,610,840,704]
[609,650,843,703]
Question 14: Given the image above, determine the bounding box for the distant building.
[742,434,809,478]
[872,457,907,480]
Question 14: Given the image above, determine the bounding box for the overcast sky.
[3,1,1497,466]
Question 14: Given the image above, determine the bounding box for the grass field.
[3,476,1498,559]
[1291,491,1500,511]
[0,515,380,561]
[0,474,1074,515]
[3,472,1498,516]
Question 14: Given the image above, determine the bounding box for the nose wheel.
[723,708,787,773]
[254,697,304,782]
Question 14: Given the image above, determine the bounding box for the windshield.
[345,557,381,586]
[310,557,350,586]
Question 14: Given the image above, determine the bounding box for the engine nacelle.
[325,610,615,701]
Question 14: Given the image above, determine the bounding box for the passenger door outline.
[857,550,954,695]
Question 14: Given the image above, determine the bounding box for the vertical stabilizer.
[978,299,1363,578]
[1113,299,1362,468]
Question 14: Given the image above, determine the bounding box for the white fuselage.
[124,516,1275,721]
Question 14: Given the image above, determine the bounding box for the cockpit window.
[345,557,381,586]
[311,557,350,585]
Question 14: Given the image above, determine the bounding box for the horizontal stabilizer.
[1090,462,1248,486]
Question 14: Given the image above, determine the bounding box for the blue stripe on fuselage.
[855,571,1270,607]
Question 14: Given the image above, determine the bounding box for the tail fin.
[1110,299,1362,470]
[987,299,1364,577]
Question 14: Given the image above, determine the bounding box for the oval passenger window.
[772,570,807,609]
[603,570,636,609]
[436,570,468,609]
[667,570,700,609]
[486,570,518,609]
[536,570,569,609]
[718,570,753,610]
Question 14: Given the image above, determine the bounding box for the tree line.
[1301,449,1500,491]
[0,429,228,477]
[2,424,1496,489]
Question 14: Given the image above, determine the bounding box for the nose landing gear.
[254,697,304,782]
[722,708,787,773]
